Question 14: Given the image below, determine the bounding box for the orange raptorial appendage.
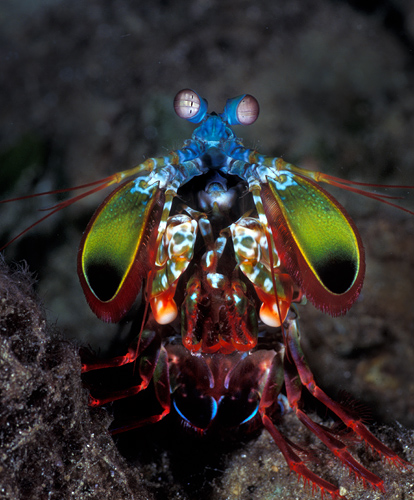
[150,291,178,325]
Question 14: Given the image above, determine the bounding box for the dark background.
[1,1,414,498]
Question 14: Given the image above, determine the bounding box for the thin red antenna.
[0,175,116,205]
[307,171,414,215]
[0,175,120,252]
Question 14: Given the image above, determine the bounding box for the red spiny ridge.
[295,408,385,492]
[290,462,346,500]
[261,414,346,499]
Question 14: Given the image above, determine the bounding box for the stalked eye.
[224,94,260,126]
[173,89,208,124]
[236,95,260,125]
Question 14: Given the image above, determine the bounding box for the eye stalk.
[223,94,259,126]
[174,89,208,124]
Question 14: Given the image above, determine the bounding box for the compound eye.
[173,89,208,123]
[236,95,259,125]
[224,94,260,126]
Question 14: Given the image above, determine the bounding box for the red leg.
[80,327,158,373]
[81,328,162,405]
[81,327,171,431]
[258,348,346,499]
[81,344,138,373]
[283,353,385,492]
[284,313,410,479]
[110,346,171,434]
[262,414,346,499]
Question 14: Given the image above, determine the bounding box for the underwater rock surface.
[0,262,151,500]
